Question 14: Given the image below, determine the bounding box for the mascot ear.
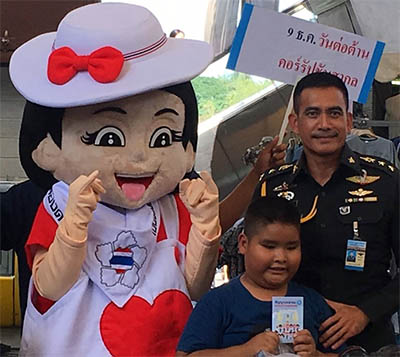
[32,134,62,172]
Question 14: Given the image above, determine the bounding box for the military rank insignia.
[360,156,376,163]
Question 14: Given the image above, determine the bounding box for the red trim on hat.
[123,34,167,61]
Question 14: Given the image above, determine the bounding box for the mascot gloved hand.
[10,3,221,356]
[179,171,220,298]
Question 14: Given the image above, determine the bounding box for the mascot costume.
[9,3,221,356]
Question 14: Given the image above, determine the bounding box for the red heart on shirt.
[100,289,192,356]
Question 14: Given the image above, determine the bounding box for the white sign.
[227,4,385,103]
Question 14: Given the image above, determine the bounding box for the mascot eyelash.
[81,125,183,148]
[149,126,182,148]
[81,126,126,147]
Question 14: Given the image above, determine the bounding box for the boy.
[176,197,345,356]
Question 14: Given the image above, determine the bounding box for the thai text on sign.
[227,4,385,103]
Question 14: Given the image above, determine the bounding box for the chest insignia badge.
[348,188,373,197]
[348,156,355,164]
[273,182,290,192]
[345,175,380,185]
[277,191,295,200]
[339,206,351,215]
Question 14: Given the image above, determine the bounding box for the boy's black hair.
[244,197,300,238]
[293,72,349,114]
[19,81,198,190]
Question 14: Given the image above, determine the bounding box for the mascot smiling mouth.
[115,174,154,201]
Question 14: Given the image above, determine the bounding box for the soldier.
[219,72,399,352]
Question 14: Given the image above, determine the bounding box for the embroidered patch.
[95,231,147,289]
[277,191,295,200]
[273,182,289,192]
[339,206,351,215]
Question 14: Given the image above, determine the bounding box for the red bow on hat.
[48,46,124,85]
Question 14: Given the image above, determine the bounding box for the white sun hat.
[9,2,214,108]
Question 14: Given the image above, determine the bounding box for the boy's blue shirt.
[177,276,346,353]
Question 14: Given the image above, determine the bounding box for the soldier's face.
[289,87,352,158]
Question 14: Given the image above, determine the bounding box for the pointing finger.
[199,171,218,195]
[80,170,100,191]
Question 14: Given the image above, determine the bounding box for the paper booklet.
[272,296,304,343]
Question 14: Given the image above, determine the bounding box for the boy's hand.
[179,171,220,239]
[64,170,105,239]
[319,299,369,350]
[244,330,279,355]
[293,329,317,356]
[253,136,287,176]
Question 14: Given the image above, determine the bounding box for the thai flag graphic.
[109,247,134,274]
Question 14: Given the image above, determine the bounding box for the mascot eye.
[149,127,173,148]
[81,126,125,147]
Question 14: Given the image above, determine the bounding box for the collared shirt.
[254,144,399,330]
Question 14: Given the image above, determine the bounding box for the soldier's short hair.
[293,72,349,114]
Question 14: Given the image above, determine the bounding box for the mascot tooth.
[10,3,221,356]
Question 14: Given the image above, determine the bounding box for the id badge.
[345,239,367,271]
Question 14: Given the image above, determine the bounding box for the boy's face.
[238,222,301,290]
[32,90,195,209]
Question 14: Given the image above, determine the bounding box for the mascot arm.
[32,223,86,300]
[32,171,104,300]
[179,171,221,301]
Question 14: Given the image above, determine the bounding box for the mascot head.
[10,2,213,209]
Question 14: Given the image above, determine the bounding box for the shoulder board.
[357,154,398,176]
[261,163,295,181]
